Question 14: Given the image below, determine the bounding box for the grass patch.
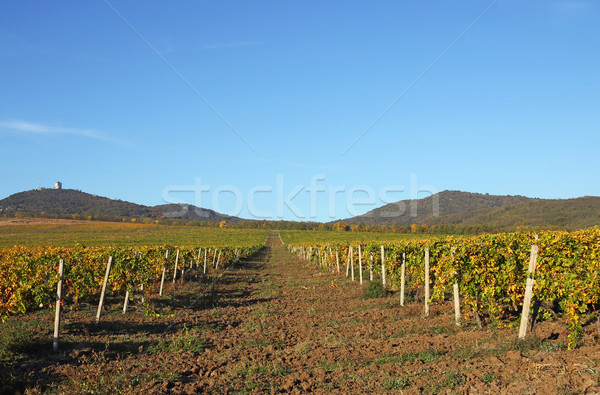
[362,281,390,299]
[241,338,287,350]
[385,375,410,390]
[55,351,180,393]
[424,370,465,392]
[294,341,312,354]
[147,324,207,354]
[0,318,47,360]
[257,278,278,299]
[319,361,343,371]
[373,349,446,366]
[387,323,457,340]
[319,359,360,372]
[453,336,566,361]
[322,318,363,326]
[318,334,347,349]
[482,371,497,384]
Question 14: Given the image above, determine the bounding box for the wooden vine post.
[123,289,130,314]
[350,246,355,281]
[95,256,113,326]
[451,247,461,326]
[381,245,386,286]
[215,250,222,270]
[336,250,340,274]
[346,246,350,277]
[172,249,180,284]
[400,252,406,306]
[424,248,430,317]
[519,244,539,339]
[53,259,64,351]
[196,248,202,277]
[203,248,208,274]
[159,250,168,297]
[358,244,363,285]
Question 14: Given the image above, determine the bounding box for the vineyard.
[0,243,263,323]
[279,229,441,244]
[2,226,600,392]
[284,228,600,349]
[0,222,268,323]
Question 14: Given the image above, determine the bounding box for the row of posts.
[53,247,240,351]
[291,241,539,340]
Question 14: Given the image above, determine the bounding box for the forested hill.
[2,188,599,232]
[0,189,242,223]
[344,190,600,231]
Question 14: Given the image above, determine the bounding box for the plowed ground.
[2,233,600,394]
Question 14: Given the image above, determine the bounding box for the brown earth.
[0,218,94,226]
[2,232,600,394]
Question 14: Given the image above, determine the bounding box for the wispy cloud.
[0,120,122,144]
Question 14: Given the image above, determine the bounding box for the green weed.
[147,324,206,354]
[363,281,389,299]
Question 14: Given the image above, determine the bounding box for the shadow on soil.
[0,245,272,393]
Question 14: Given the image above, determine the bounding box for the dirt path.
[3,231,600,394]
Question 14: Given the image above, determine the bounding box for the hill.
[0,189,243,223]
[344,190,600,231]
[154,203,242,223]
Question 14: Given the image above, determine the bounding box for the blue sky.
[1,1,599,221]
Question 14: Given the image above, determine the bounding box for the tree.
[334,221,349,232]
[219,220,228,229]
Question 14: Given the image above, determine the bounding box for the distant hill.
[344,190,600,231]
[154,203,241,222]
[0,189,243,223]
[3,188,600,232]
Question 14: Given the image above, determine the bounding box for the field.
[0,218,267,247]
[280,229,444,244]
[2,226,600,393]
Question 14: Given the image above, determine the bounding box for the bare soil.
[2,233,600,394]
[0,218,93,226]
